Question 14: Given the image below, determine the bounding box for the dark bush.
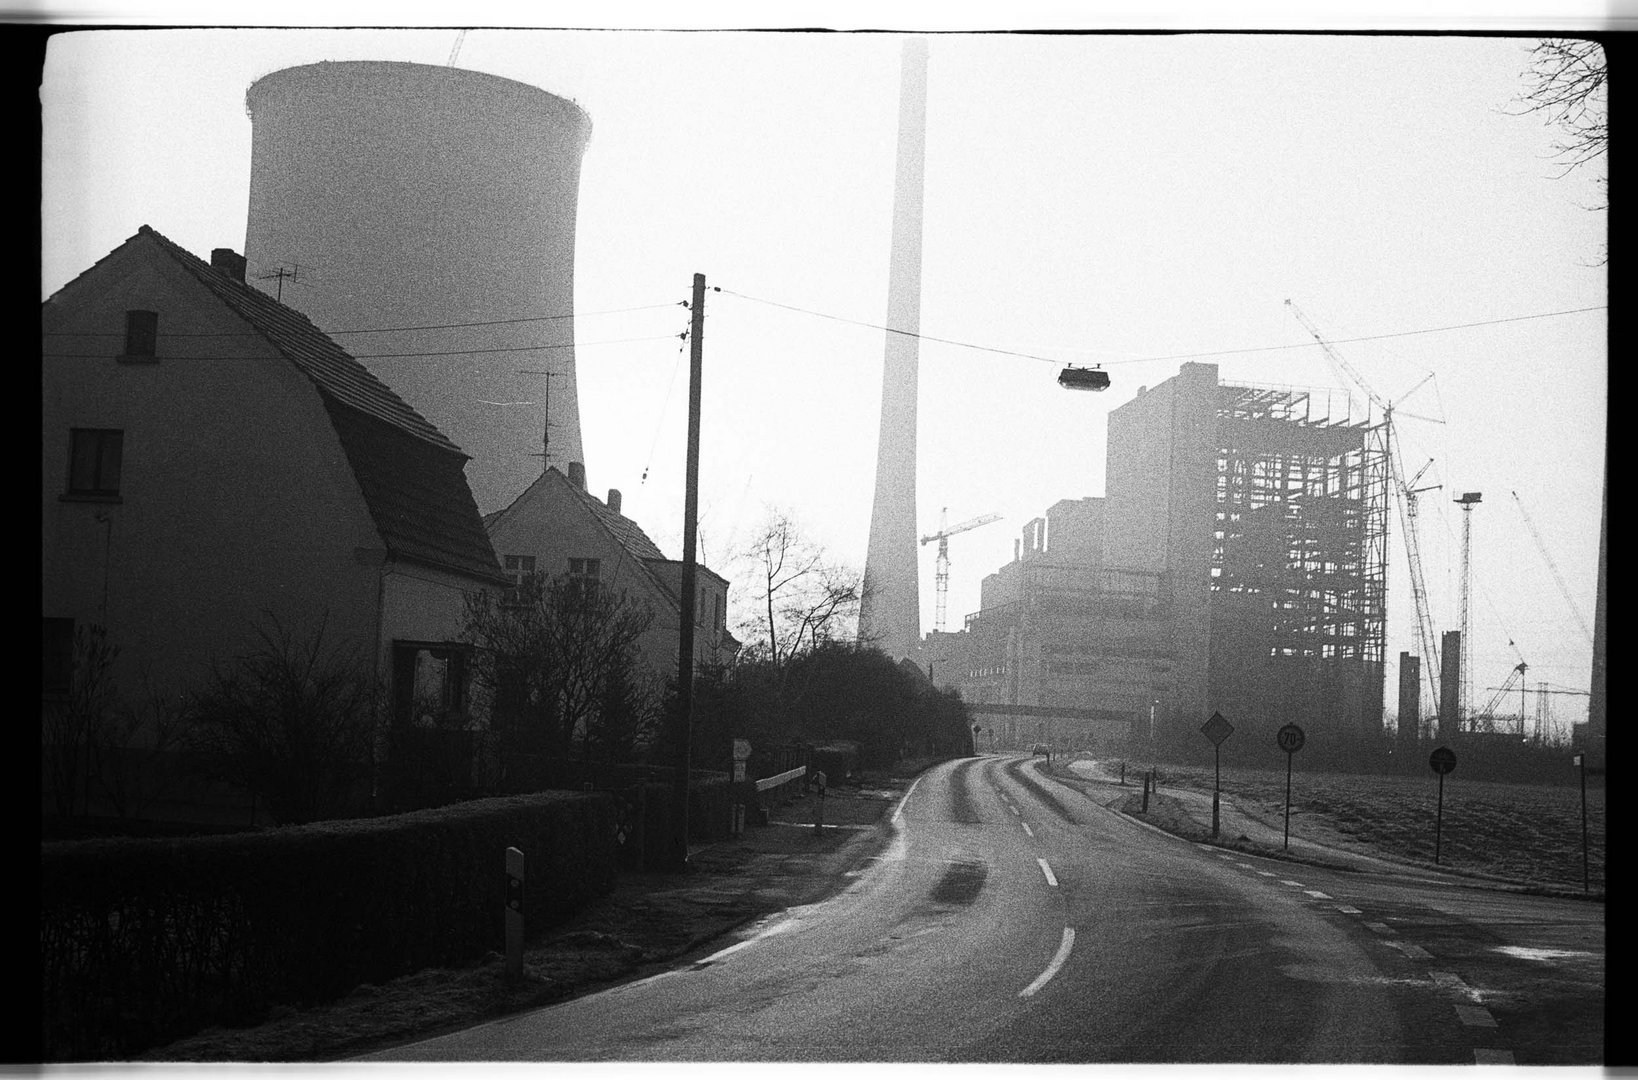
[40,791,618,1061]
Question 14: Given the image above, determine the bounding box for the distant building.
[928,500,1171,752]
[42,226,507,818]
[939,362,1387,757]
[483,463,739,686]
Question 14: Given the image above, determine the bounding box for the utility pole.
[668,272,706,871]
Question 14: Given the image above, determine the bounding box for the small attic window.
[122,310,158,361]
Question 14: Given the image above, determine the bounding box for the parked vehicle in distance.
[1032,744,1050,756]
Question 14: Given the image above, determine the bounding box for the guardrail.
[749,765,809,824]
[755,765,807,793]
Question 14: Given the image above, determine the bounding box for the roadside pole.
[1200,712,1234,839]
[669,272,706,872]
[1574,751,1589,892]
[504,847,525,981]
[1276,724,1306,851]
[1429,746,1456,865]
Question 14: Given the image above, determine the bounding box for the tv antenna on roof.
[521,369,561,470]
[257,264,309,303]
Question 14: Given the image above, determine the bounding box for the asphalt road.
[366,753,1603,1064]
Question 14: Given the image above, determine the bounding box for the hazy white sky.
[40,19,1608,731]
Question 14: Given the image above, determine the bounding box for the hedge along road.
[361,753,1601,1064]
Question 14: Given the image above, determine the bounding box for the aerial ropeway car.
[1057,364,1110,391]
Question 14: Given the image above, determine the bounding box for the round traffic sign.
[1276,723,1306,754]
[1429,746,1457,775]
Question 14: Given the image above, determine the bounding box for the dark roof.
[100,226,502,584]
[322,402,508,582]
[572,486,667,562]
[138,226,463,454]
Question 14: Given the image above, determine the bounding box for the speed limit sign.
[1277,724,1306,754]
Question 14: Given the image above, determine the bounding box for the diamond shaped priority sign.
[1201,711,1234,746]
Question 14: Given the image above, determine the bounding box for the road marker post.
[1141,769,1150,813]
[504,846,525,981]
[1200,711,1235,838]
[813,770,827,832]
[1429,746,1457,865]
[1276,724,1306,851]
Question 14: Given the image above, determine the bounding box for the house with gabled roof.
[484,463,740,686]
[42,225,509,818]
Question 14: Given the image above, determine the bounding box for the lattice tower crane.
[920,509,1002,632]
[1399,457,1444,719]
[1285,300,1447,718]
[1477,661,1529,736]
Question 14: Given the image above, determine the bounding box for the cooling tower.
[858,38,929,661]
[244,61,592,513]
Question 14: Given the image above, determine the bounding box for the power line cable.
[714,287,1604,368]
[43,301,685,338]
[41,332,684,362]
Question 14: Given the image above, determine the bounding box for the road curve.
[365,753,1602,1063]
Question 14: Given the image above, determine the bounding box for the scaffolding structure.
[1207,382,1389,738]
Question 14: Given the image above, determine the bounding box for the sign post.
[1200,711,1235,838]
[1429,746,1457,864]
[813,770,828,832]
[1276,724,1306,851]
[1573,752,1589,892]
[504,846,526,981]
[731,739,752,837]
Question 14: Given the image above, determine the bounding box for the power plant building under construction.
[935,361,1389,761]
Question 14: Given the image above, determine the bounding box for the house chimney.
[567,461,586,490]
[211,248,247,282]
[607,489,622,515]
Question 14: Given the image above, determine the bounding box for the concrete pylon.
[859,37,929,662]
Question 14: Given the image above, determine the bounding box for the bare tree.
[180,613,379,825]
[735,509,862,668]
[42,624,119,820]
[1516,38,1607,200]
[463,574,657,760]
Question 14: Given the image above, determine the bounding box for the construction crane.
[920,509,1002,632]
[1286,300,1448,715]
[1477,661,1528,735]
[1511,489,1595,645]
[1400,458,1443,715]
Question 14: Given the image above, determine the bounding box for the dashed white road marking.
[1279,880,1305,887]
[1303,890,1334,900]
[1009,804,1022,817]
[1256,871,1277,877]
[1195,843,1216,851]
[1474,1049,1515,1064]
[1334,905,1363,915]
[1365,922,1397,935]
[1384,941,1433,960]
[1019,927,1076,998]
[1234,862,1256,869]
[1455,1005,1499,1028]
[1037,858,1059,887]
[1021,822,1034,838]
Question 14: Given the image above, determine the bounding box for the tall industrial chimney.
[858,37,929,661]
[243,61,592,513]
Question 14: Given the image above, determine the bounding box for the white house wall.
[42,241,387,711]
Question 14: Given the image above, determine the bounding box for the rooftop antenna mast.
[256,264,308,303]
[521,369,560,472]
